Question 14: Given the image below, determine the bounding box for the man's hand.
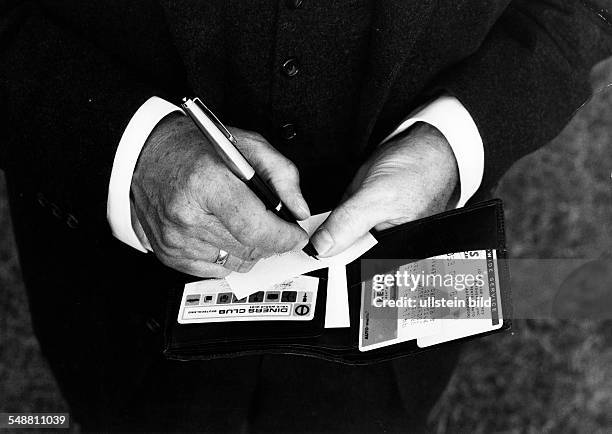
[310,123,459,257]
[131,113,310,277]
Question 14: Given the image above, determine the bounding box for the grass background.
[1,59,612,432]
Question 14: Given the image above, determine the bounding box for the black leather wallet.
[163,199,511,365]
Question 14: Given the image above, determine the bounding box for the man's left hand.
[310,122,459,257]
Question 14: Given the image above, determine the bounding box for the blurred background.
[2,59,612,432]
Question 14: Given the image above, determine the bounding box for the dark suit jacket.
[1,0,611,425]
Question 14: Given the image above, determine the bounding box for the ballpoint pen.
[181,97,319,259]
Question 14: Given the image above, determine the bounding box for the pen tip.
[303,242,319,260]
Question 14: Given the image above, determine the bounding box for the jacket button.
[286,0,303,9]
[282,57,300,77]
[36,192,48,208]
[145,318,161,334]
[66,214,79,229]
[50,203,63,219]
[280,123,297,141]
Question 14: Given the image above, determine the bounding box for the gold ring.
[214,249,230,266]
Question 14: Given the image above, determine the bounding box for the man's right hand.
[130,113,311,278]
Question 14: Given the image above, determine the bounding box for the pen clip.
[188,97,237,145]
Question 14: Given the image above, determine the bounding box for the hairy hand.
[131,113,310,277]
[310,123,459,257]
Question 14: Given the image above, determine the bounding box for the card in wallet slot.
[163,199,512,365]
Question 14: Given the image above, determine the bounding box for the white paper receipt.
[178,275,319,324]
[359,250,503,351]
[225,212,377,299]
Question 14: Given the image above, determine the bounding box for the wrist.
[416,122,458,186]
[410,122,455,157]
[131,112,201,192]
[390,122,459,208]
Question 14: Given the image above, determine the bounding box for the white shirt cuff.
[107,96,183,252]
[380,95,484,208]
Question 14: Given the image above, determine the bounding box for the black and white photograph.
[1,1,612,432]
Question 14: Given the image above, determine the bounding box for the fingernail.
[312,228,334,257]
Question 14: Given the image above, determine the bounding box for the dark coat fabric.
[1,0,611,430]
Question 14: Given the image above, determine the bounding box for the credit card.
[359,250,503,351]
[178,275,319,324]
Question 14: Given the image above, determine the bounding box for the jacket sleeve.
[431,0,612,199]
[0,0,187,229]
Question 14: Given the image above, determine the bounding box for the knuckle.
[185,172,202,195]
[151,233,175,256]
[195,151,221,171]
[229,257,246,272]
[165,199,191,226]
[184,162,204,189]
[159,227,182,249]
[157,243,177,259]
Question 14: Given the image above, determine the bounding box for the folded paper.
[324,264,351,328]
[225,212,377,299]
[221,212,376,327]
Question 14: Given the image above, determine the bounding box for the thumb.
[311,189,383,258]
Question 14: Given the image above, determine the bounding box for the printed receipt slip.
[165,200,512,365]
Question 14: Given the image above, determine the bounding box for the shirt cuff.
[380,95,484,208]
[107,96,183,252]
